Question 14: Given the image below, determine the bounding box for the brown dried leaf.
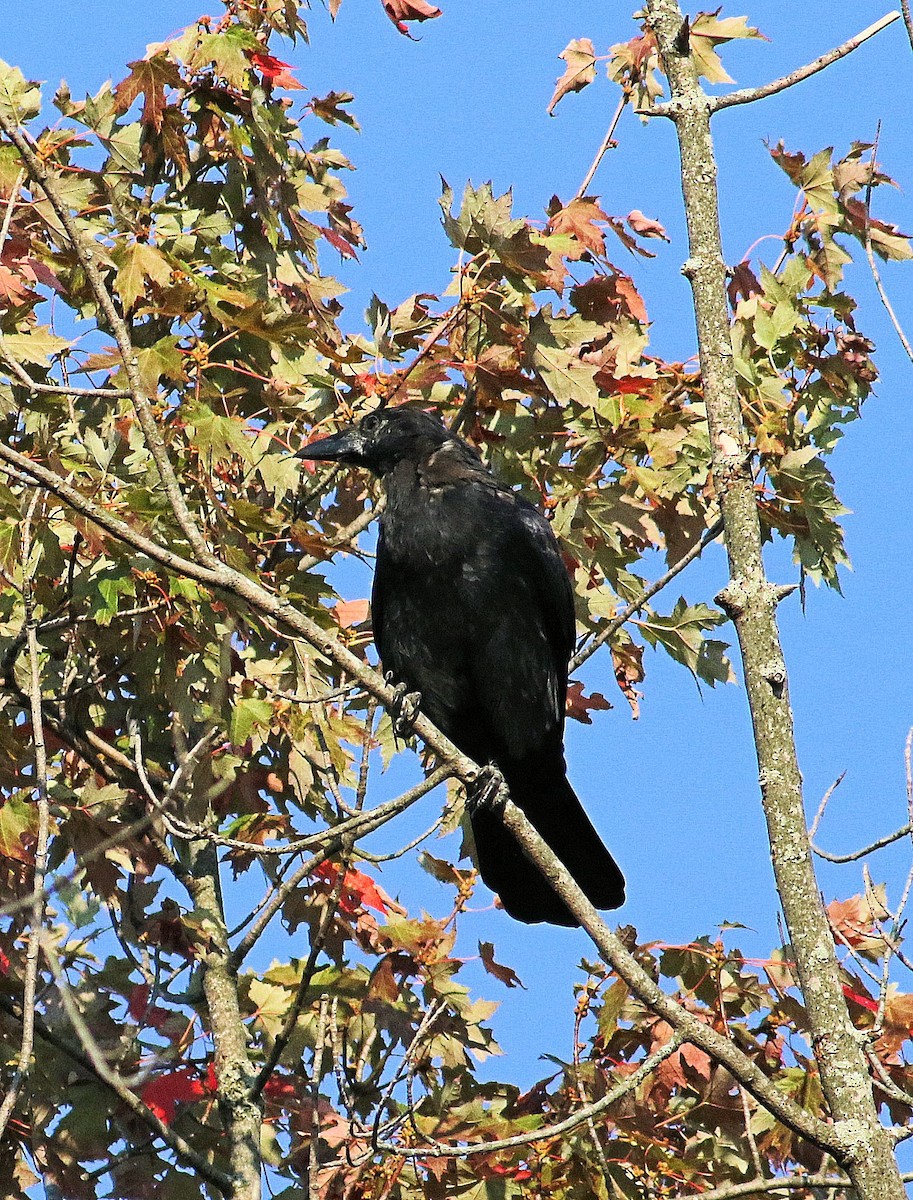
[547,38,597,115]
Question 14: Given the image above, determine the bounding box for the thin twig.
[808,772,847,841]
[811,820,913,864]
[709,13,901,112]
[570,517,723,671]
[379,304,467,410]
[0,492,51,1143]
[574,92,630,200]
[0,166,25,252]
[371,1034,684,1159]
[297,496,386,572]
[0,332,132,399]
[309,995,331,1200]
[862,130,913,366]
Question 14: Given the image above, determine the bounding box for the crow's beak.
[297,426,367,465]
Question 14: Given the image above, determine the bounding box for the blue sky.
[7,1,913,1085]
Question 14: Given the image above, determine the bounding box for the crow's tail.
[469,759,625,926]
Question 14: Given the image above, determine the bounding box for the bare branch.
[812,821,913,864]
[808,772,847,841]
[574,91,630,200]
[570,516,723,672]
[862,134,913,366]
[710,13,901,112]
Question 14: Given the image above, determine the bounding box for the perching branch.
[0,417,853,1158]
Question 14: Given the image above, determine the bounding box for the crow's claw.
[466,764,508,815]
[387,676,422,736]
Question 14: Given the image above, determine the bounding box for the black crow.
[301,407,625,925]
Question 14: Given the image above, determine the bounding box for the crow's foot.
[386,675,422,736]
[466,764,508,815]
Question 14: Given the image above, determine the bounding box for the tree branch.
[374,1033,684,1158]
[0,493,51,1143]
[709,13,900,112]
[0,111,216,565]
[570,516,723,672]
[642,3,905,1196]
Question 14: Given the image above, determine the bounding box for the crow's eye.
[361,413,381,434]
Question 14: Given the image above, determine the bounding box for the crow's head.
[299,407,457,477]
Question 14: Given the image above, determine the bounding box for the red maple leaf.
[321,225,359,259]
[248,50,305,90]
[127,983,170,1030]
[140,1065,215,1124]
[314,861,391,915]
[842,982,879,1013]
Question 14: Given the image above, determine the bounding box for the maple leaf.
[547,38,597,115]
[314,861,396,915]
[309,90,360,129]
[842,981,878,1014]
[114,55,183,131]
[0,795,37,864]
[688,10,765,85]
[547,195,609,258]
[566,680,612,724]
[332,598,370,628]
[626,209,669,241]
[827,889,890,960]
[573,273,648,326]
[728,259,762,308]
[322,225,359,259]
[248,50,305,90]
[140,1065,215,1124]
[382,0,442,37]
[479,940,525,989]
[126,983,170,1030]
[611,639,644,719]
